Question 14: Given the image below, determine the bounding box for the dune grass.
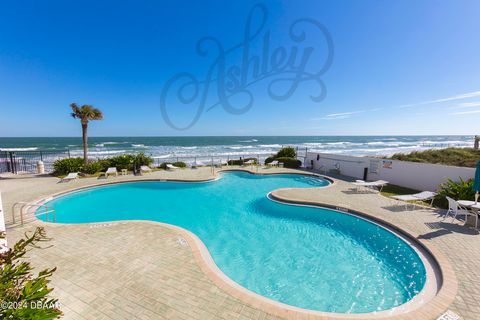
[388,147,480,167]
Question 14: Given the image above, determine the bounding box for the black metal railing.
[0,150,70,174]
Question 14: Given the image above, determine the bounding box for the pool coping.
[26,169,456,320]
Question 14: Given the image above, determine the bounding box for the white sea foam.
[0,147,39,151]
[132,144,146,148]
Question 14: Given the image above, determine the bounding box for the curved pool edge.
[267,191,458,320]
[26,169,456,320]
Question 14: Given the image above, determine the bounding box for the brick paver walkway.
[2,167,478,319]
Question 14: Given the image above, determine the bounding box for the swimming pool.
[39,171,426,313]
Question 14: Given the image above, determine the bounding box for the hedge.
[276,157,302,168]
[52,153,153,176]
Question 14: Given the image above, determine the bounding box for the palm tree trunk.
[82,122,88,166]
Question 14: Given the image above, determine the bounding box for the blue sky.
[1,0,479,137]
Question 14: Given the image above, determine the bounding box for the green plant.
[264,147,297,165]
[436,177,475,208]
[276,157,302,168]
[264,156,275,165]
[276,147,296,158]
[172,161,186,168]
[0,227,62,319]
[83,161,104,174]
[70,103,104,166]
[133,153,153,167]
[106,154,136,170]
[52,157,84,175]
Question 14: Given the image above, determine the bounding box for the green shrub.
[264,147,297,165]
[276,157,302,168]
[436,177,475,208]
[276,147,296,158]
[172,161,186,168]
[227,157,258,165]
[0,227,62,319]
[133,153,153,167]
[103,153,153,171]
[264,156,275,165]
[82,161,104,174]
[53,157,84,175]
[106,154,136,170]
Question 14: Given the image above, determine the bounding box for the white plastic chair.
[445,196,476,226]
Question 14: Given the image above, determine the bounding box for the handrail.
[11,202,56,225]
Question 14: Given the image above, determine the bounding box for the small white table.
[458,200,476,207]
[458,200,480,228]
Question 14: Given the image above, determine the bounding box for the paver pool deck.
[1,167,479,320]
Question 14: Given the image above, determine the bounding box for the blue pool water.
[40,172,426,313]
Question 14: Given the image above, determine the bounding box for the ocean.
[0,135,474,159]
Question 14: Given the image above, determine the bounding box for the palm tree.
[70,103,104,165]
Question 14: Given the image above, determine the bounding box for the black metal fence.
[0,150,70,174]
[0,146,308,174]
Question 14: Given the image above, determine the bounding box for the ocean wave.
[238,139,258,142]
[228,145,255,149]
[132,144,147,148]
[0,147,38,151]
[258,144,282,148]
[95,143,104,147]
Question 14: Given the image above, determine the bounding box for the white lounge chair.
[105,167,118,177]
[166,164,179,170]
[140,165,152,173]
[61,172,78,182]
[352,180,389,192]
[445,196,476,226]
[391,191,437,210]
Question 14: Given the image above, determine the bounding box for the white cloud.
[451,101,480,109]
[450,109,480,115]
[311,111,365,120]
[397,90,480,109]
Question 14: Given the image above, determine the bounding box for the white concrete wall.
[306,152,476,191]
[0,191,7,253]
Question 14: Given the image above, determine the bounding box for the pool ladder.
[11,202,56,225]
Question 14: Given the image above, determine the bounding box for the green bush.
[264,156,275,165]
[276,157,302,168]
[52,153,154,176]
[227,157,258,165]
[276,147,296,158]
[436,177,475,208]
[172,161,187,168]
[133,153,153,167]
[53,157,84,175]
[102,153,153,171]
[0,227,62,319]
[106,154,136,170]
[83,161,104,174]
[264,147,297,165]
